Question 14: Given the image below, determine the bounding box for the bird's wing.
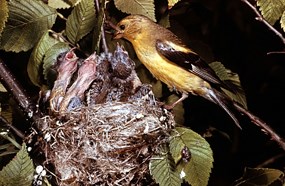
[156,39,223,86]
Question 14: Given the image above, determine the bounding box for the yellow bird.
[113,14,242,128]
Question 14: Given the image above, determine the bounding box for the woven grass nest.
[36,45,176,186]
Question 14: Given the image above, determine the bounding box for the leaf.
[114,0,156,21]
[0,83,7,92]
[66,0,96,44]
[48,0,82,9]
[150,149,182,186]
[0,0,8,38]
[92,0,105,53]
[0,143,18,157]
[280,11,285,32]
[168,0,181,9]
[171,127,214,186]
[209,61,247,109]
[233,167,284,186]
[27,31,60,87]
[158,13,170,28]
[43,42,71,86]
[0,143,34,186]
[0,0,57,52]
[256,0,285,25]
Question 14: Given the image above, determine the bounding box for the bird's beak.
[113,30,124,39]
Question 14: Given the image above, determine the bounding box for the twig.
[0,58,41,124]
[105,19,120,32]
[241,0,285,45]
[234,103,285,151]
[95,0,109,53]
[0,115,25,139]
[257,153,285,168]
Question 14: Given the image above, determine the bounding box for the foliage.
[0,0,285,185]
[150,127,214,186]
[233,167,284,186]
[0,143,34,186]
[0,0,57,52]
[257,0,285,32]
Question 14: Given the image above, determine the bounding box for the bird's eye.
[119,25,125,30]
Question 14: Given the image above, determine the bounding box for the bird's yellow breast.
[132,42,209,95]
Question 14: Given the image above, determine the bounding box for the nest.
[40,100,174,185]
[34,45,176,185]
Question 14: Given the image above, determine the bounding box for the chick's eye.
[119,25,125,30]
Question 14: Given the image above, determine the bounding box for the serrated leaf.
[114,0,156,21]
[66,0,96,44]
[257,0,285,25]
[171,127,213,186]
[209,61,247,109]
[233,167,284,186]
[43,42,70,86]
[48,0,82,9]
[27,31,60,87]
[92,0,106,53]
[150,151,182,186]
[0,0,8,38]
[0,143,34,186]
[280,11,285,32]
[168,0,181,9]
[0,0,57,52]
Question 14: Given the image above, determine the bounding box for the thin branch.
[95,0,108,53]
[0,115,25,139]
[241,0,285,45]
[257,153,285,168]
[0,57,41,124]
[234,103,285,151]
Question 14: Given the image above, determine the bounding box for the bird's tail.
[205,88,241,129]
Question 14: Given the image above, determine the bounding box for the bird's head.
[113,15,152,42]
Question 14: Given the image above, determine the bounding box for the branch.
[0,115,25,139]
[234,103,285,151]
[95,0,108,53]
[0,57,41,124]
[241,0,285,45]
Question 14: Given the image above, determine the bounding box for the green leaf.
[280,11,285,32]
[43,42,70,86]
[48,0,82,9]
[233,167,284,186]
[171,127,213,186]
[0,83,7,92]
[114,0,156,22]
[0,143,18,157]
[92,0,105,53]
[158,13,170,28]
[0,0,8,38]
[150,149,182,186]
[66,0,96,44]
[27,31,60,87]
[257,0,285,25]
[0,0,57,52]
[168,0,181,9]
[209,61,247,109]
[0,143,34,186]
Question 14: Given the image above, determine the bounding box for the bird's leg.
[164,93,188,110]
